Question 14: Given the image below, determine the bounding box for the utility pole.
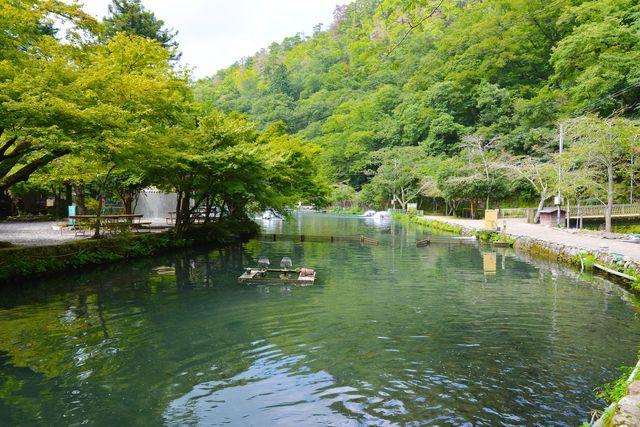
[557,124,564,227]
[631,155,635,204]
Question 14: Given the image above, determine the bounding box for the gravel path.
[0,221,86,246]
[0,218,170,247]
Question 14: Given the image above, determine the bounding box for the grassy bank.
[396,214,515,245]
[0,219,259,284]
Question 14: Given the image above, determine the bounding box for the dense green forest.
[197,0,640,229]
[2,0,640,233]
[0,0,326,236]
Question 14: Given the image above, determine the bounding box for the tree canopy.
[195,0,640,223]
[103,0,181,59]
[0,0,326,231]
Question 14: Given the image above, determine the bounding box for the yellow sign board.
[484,209,499,231]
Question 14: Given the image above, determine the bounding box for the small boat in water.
[238,257,316,286]
[261,209,284,220]
[366,211,391,220]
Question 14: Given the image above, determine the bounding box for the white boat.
[262,210,273,219]
[372,211,391,220]
[362,210,376,217]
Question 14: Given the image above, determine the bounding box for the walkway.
[0,219,171,247]
[420,216,640,264]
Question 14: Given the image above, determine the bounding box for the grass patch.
[328,207,364,215]
[597,366,634,404]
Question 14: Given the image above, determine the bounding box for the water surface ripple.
[0,214,639,426]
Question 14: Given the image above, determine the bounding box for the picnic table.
[166,208,220,225]
[68,214,151,236]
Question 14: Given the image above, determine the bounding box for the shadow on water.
[0,214,639,425]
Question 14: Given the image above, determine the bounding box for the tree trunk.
[534,190,548,223]
[125,197,132,214]
[74,183,86,215]
[204,196,212,225]
[175,190,183,231]
[470,200,477,219]
[93,166,116,238]
[175,190,191,237]
[606,163,614,232]
[65,182,73,208]
[53,185,63,218]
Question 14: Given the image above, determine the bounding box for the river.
[1,213,639,426]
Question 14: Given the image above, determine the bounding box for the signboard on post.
[485,209,499,231]
[407,203,418,213]
[68,205,76,225]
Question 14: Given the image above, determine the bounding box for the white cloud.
[77,0,352,78]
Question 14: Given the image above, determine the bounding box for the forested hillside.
[196,0,640,221]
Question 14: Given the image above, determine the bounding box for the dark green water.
[1,214,639,426]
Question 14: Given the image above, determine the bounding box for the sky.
[77,0,352,79]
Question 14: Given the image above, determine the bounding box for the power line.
[573,81,640,116]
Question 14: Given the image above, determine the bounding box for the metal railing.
[499,208,531,219]
[495,204,640,221]
[566,204,640,218]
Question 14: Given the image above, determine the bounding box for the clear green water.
[1,214,639,426]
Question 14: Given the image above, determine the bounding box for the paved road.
[421,216,640,262]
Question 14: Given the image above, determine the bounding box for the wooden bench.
[166,212,176,225]
[133,221,153,232]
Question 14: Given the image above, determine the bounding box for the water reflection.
[0,214,639,426]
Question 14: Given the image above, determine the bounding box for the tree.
[551,0,640,116]
[0,1,100,194]
[364,147,432,211]
[71,33,191,236]
[103,0,181,59]
[145,113,327,237]
[564,116,640,232]
[500,155,558,222]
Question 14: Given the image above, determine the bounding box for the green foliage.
[5,0,640,227]
[596,366,634,404]
[194,0,640,213]
[580,254,597,271]
[103,0,180,59]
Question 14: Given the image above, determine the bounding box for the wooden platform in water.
[416,236,478,247]
[238,268,316,286]
[261,234,379,246]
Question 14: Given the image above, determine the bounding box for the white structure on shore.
[135,187,176,221]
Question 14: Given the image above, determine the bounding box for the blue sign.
[68,205,76,225]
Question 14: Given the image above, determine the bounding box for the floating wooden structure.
[261,234,379,246]
[416,236,478,247]
[238,267,316,286]
[492,241,511,248]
